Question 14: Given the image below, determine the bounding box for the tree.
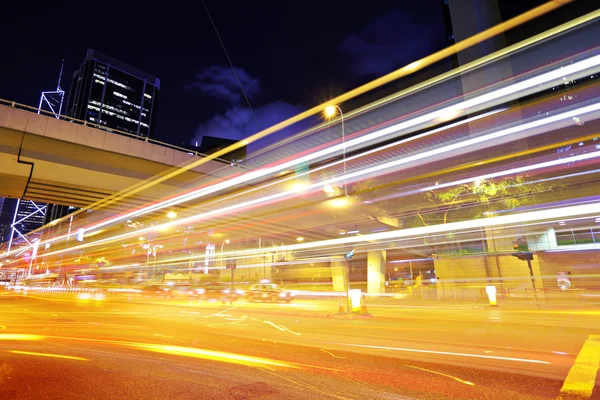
[423,174,557,281]
[425,175,555,225]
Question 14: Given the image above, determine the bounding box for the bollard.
[350,289,362,313]
[359,294,371,316]
[485,286,498,307]
[337,296,345,314]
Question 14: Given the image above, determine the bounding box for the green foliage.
[426,175,553,223]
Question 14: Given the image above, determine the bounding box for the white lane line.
[557,335,600,400]
[263,321,301,336]
[202,305,240,319]
[323,342,550,364]
[264,321,286,332]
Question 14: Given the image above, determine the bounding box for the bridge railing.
[0,98,237,166]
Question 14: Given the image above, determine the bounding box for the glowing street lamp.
[324,104,347,198]
[166,211,177,219]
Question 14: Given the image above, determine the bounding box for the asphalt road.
[0,292,598,399]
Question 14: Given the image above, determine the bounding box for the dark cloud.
[186,65,260,104]
[338,9,447,78]
[191,101,303,154]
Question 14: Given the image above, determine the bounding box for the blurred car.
[193,283,244,302]
[169,284,195,299]
[247,283,293,303]
[139,283,171,298]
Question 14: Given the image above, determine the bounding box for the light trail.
[421,148,600,192]
[403,365,476,386]
[84,53,600,227]
[0,334,45,341]
[6,5,593,262]
[9,350,88,361]
[15,84,598,269]
[325,342,550,364]
[1,334,342,372]
[128,343,299,368]
[38,0,571,226]
[36,98,600,260]
[149,199,600,269]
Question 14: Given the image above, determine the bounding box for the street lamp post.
[325,105,347,198]
[221,239,231,284]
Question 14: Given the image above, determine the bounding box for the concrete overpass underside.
[0,105,235,212]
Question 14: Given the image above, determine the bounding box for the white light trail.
[422,148,600,191]
[324,342,550,364]
[79,55,600,232]
[35,101,600,258]
[11,55,600,259]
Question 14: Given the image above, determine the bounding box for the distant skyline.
[2,0,549,148]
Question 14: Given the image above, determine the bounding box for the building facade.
[65,49,160,138]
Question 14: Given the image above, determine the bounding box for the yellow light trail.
[81,11,600,229]
[23,0,578,236]
[34,83,600,260]
[0,334,44,341]
[1,334,341,371]
[9,350,88,361]
[128,343,299,368]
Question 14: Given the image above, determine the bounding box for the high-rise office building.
[0,198,12,244]
[65,49,160,138]
[12,200,46,238]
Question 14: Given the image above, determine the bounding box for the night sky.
[2,0,549,148]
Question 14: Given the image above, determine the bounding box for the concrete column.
[330,260,347,292]
[448,0,521,138]
[448,0,511,93]
[367,250,386,294]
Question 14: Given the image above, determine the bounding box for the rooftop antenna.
[37,59,65,119]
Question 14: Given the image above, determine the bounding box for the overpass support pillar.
[330,260,347,292]
[367,250,387,294]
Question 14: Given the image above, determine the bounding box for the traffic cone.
[337,296,345,314]
[359,294,371,316]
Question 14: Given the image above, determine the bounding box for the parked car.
[247,283,293,303]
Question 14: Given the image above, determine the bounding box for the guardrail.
[0,98,240,167]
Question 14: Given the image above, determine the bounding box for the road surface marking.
[264,321,286,332]
[404,365,475,386]
[153,334,173,338]
[202,305,239,318]
[324,342,550,364]
[264,321,301,335]
[320,349,345,359]
[557,335,600,399]
[9,350,88,361]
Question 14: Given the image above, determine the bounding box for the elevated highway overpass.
[0,103,240,211]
